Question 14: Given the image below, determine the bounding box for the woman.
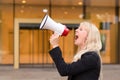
[49,21,102,80]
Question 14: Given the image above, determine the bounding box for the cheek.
[80,32,88,43]
[83,31,88,39]
[74,37,82,46]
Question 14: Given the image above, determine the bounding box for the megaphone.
[39,14,69,36]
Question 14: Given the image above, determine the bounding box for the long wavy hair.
[73,21,103,80]
[73,21,102,62]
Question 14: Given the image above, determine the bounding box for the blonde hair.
[73,21,102,61]
[73,21,103,80]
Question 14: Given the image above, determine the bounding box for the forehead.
[78,24,89,32]
[78,24,87,29]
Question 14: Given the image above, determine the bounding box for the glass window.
[0,0,119,66]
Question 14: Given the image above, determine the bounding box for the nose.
[75,28,78,32]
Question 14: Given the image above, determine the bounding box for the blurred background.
[0,0,120,68]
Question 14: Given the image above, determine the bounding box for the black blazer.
[49,47,101,80]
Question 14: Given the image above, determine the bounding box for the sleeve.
[49,47,99,76]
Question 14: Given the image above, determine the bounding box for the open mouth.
[75,35,78,40]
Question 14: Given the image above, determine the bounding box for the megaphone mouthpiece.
[62,26,69,36]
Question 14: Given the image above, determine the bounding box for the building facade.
[0,0,120,69]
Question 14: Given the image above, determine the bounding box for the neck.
[78,44,85,51]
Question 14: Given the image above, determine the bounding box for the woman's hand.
[49,33,60,48]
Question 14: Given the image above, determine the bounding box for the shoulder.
[82,51,99,59]
[80,51,100,66]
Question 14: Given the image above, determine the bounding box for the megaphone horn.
[40,14,69,36]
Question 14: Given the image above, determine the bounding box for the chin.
[74,42,78,46]
[75,41,81,46]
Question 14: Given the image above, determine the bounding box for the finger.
[53,34,60,38]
